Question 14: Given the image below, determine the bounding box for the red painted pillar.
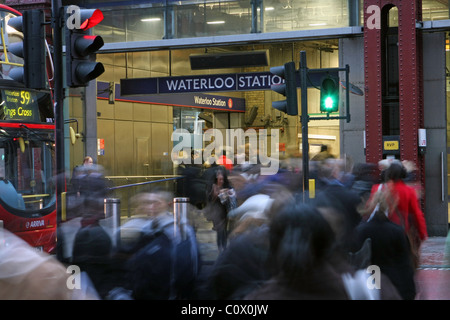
[364,0,424,188]
[396,1,424,182]
[364,1,384,165]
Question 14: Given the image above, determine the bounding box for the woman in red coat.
[367,160,428,268]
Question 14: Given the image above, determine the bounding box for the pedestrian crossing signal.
[65,7,105,87]
[320,76,339,113]
[270,61,298,116]
[7,10,47,89]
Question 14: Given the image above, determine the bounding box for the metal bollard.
[0,220,4,247]
[173,197,189,240]
[104,198,121,248]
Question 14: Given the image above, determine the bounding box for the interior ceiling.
[197,39,338,53]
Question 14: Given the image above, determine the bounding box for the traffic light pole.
[299,51,351,202]
[300,51,310,202]
[52,0,65,261]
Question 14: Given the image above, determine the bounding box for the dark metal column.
[52,0,65,260]
[300,51,309,201]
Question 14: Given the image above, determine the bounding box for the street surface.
[416,236,450,300]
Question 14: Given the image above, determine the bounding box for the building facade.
[6,0,450,235]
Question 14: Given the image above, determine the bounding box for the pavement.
[192,210,219,264]
[415,236,450,300]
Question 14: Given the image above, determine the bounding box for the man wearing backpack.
[118,189,200,300]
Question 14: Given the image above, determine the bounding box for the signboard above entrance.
[97,81,245,112]
[120,72,284,95]
[120,70,339,96]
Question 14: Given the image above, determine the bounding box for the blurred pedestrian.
[205,167,236,252]
[402,159,422,200]
[350,162,378,204]
[216,148,233,172]
[244,202,401,300]
[0,229,98,300]
[83,155,94,166]
[367,160,428,269]
[313,184,363,262]
[68,159,110,220]
[311,144,335,161]
[314,158,345,191]
[243,201,348,299]
[70,156,94,193]
[176,150,206,209]
[205,222,272,300]
[378,158,395,183]
[71,197,114,299]
[333,156,355,188]
[205,186,290,300]
[116,188,200,300]
[357,188,417,300]
[118,188,174,250]
[227,193,274,237]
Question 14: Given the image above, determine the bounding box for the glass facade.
[67,0,450,43]
[423,0,449,21]
[90,0,350,42]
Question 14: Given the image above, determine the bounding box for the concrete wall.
[339,37,366,166]
[422,32,448,236]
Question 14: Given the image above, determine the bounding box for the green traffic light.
[320,76,339,113]
[325,96,334,110]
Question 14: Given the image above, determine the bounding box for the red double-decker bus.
[0,5,56,253]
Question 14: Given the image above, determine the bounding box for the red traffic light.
[79,9,104,30]
[66,6,105,87]
[73,35,104,56]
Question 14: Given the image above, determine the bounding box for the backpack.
[126,222,200,300]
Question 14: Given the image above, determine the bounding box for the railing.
[105,175,184,218]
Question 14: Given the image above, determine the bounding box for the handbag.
[224,188,237,213]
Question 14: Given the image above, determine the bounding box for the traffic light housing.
[65,7,105,87]
[270,61,298,116]
[7,9,47,89]
[320,75,339,113]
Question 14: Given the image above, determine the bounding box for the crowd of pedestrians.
[0,149,429,300]
[176,150,428,300]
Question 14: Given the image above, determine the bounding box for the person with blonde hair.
[366,160,428,269]
[358,186,417,300]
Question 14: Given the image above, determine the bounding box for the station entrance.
[89,40,343,180]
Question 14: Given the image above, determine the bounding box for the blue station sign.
[120,70,339,96]
[120,72,284,96]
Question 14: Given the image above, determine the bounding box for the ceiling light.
[141,17,161,22]
[257,7,275,11]
[207,20,225,25]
